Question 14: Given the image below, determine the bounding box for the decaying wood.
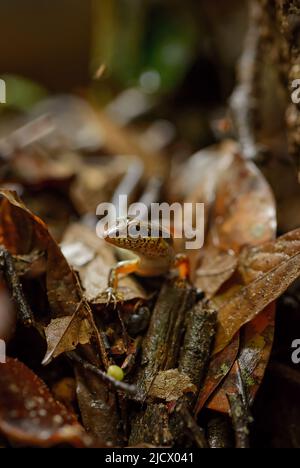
[179,300,217,387]
[130,284,216,447]
[227,393,253,449]
[134,279,197,402]
[69,343,124,446]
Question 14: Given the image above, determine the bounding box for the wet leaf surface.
[0,358,90,447]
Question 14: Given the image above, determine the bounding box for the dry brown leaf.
[148,369,197,402]
[0,189,81,317]
[194,146,276,291]
[213,228,300,354]
[0,358,91,448]
[192,146,277,415]
[194,333,240,416]
[195,246,237,299]
[208,303,275,413]
[42,309,93,365]
[0,190,107,365]
[211,153,276,252]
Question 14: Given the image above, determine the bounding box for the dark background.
[0,0,91,91]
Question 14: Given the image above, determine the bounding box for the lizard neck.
[115,245,175,277]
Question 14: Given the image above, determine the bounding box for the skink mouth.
[103,228,118,244]
[103,224,128,245]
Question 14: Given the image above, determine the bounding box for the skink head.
[104,218,173,258]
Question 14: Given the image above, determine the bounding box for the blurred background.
[0,0,247,148]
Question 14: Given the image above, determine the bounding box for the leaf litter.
[0,95,299,449]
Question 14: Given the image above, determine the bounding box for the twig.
[230,0,263,161]
[179,300,217,388]
[227,392,253,448]
[67,351,137,396]
[129,279,197,446]
[177,404,208,449]
[135,278,197,401]
[227,360,253,448]
[170,300,217,444]
[0,246,34,326]
[74,272,111,370]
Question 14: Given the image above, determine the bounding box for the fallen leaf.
[194,146,276,292]
[42,308,93,365]
[191,147,277,416]
[213,228,300,354]
[211,153,276,252]
[0,189,80,317]
[195,246,237,299]
[208,303,275,413]
[0,358,90,447]
[148,369,197,402]
[194,333,239,416]
[171,141,235,257]
[0,190,107,365]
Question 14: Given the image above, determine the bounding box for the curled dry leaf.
[61,223,147,304]
[213,228,300,355]
[211,153,276,252]
[195,245,237,299]
[194,145,276,293]
[0,358,90,447]
[0,189,80,317]
[171,141,235,256]
[194,333,239,416]
[0,190,106,365]
[42,307,93,365]
[148,369,197,402]
[193,146,277,415]
[208,303,275,413]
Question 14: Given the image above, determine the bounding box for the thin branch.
[177,404,208,449]
[0,246,34,326]
[230,0,264,161]
[67,351,137,396]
